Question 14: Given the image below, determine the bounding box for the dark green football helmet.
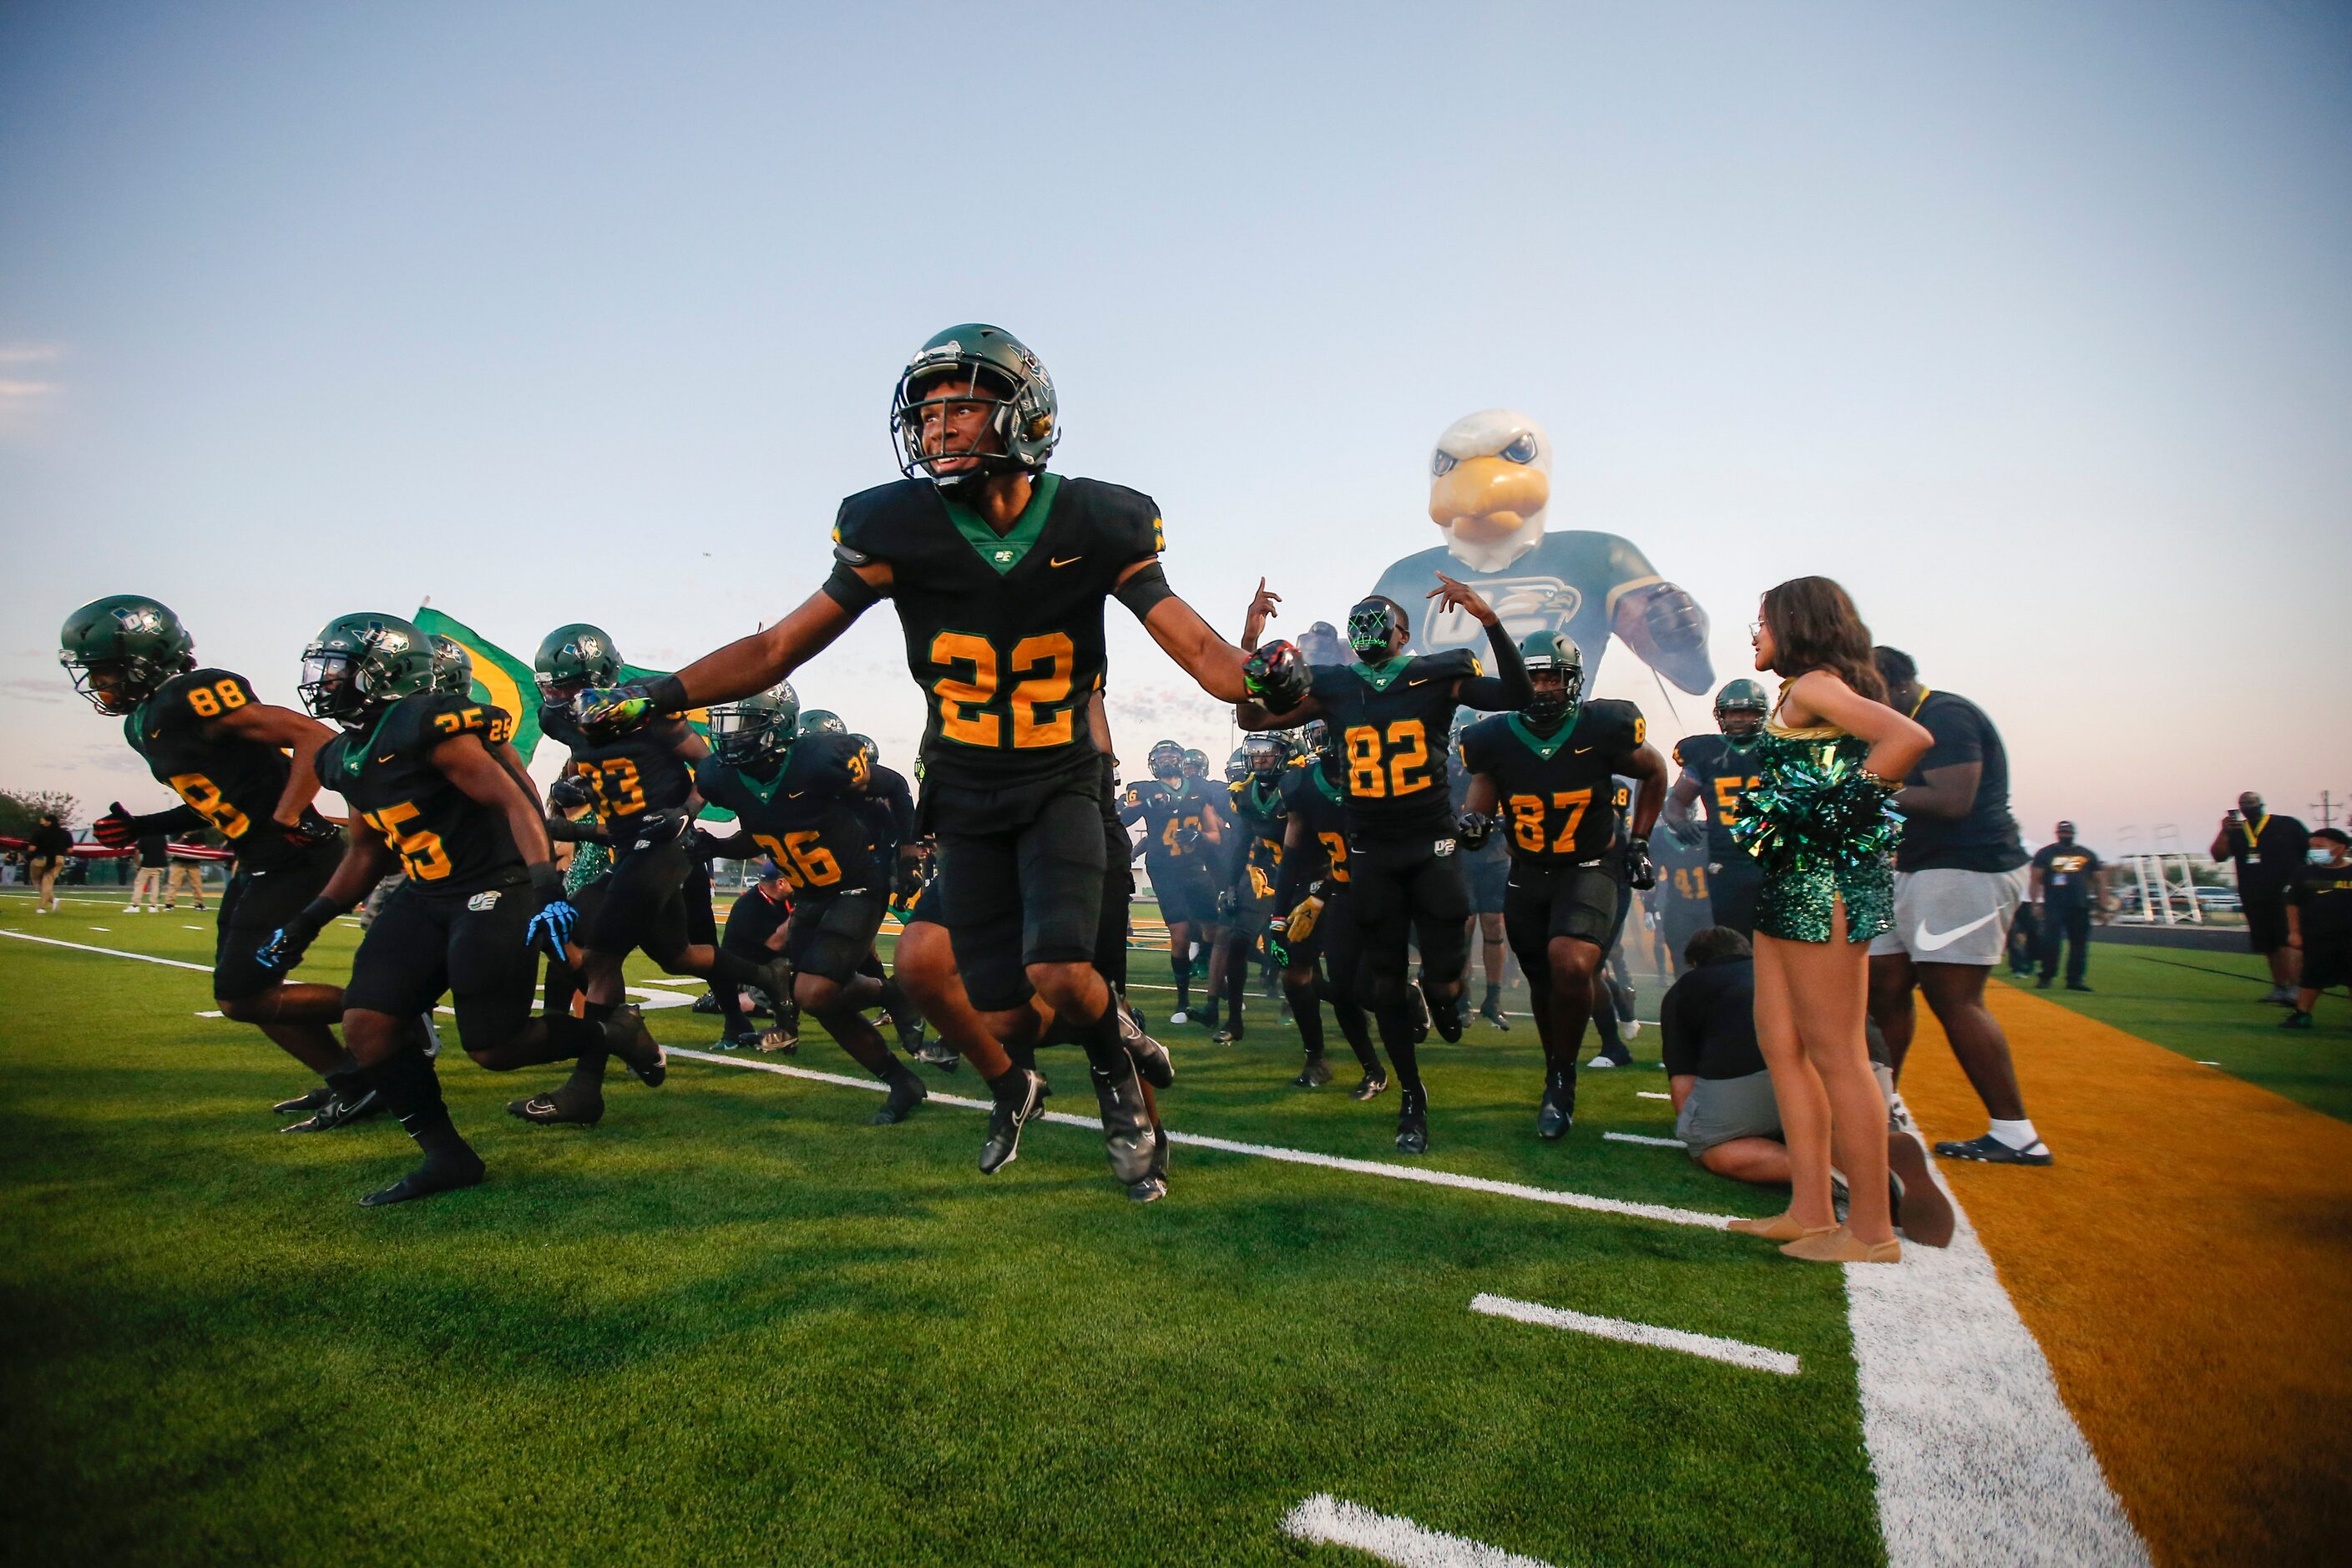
[1715,676,1768,740]
[534,623,621,699]
[1224,746,1252,782]
[59,594,197,714]
[798,709,847,736]
[300,613,437,726]
[429,635,473,697]
[1148,739,1185,781]
[1181,747,1209,779]
[890,324,1059,483]
[1519,630,1584,724]
[708,682,799,766]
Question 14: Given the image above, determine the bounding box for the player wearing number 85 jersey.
[1459,632,1667,1141]
[1237,582,1532,1155]
[58,594,377,1129]
[571,324,1256,1186]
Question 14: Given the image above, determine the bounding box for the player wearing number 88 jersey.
[59,593,367,1125]
[1459,631,1668,1141]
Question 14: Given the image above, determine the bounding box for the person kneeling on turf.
[1662,926,1953,1247]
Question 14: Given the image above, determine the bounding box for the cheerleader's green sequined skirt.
[1756,855,1894,945]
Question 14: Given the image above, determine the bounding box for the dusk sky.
[3,3,2347,855]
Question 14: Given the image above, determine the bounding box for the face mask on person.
[2314,847,2344,864]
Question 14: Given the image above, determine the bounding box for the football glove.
[573,682,658,740]
[1625,834,1658,891]
[255,898,336,975]
[1263,931,1290,969]
[1215,887,1237,918]
[1285,884,1326,944]
[276,811,340,848]
[547,775,595,812]
[1454,811,1495,852]
[1175,824,1204,852]
[1242,639,1310,711]
[93,802,139,847]
[895,855,925,903]
[1667,817,1707,851]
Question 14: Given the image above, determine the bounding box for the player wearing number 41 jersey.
[1459,632,1667,1140]
[574,324,1253,1186]
[58,594,381,1131]
[1237,581,1533,1156]
[1666,679,1770,935]
[264,613,620,1207]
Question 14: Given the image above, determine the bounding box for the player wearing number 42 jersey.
[59,594,382,1131]
[254,613,629,1207]
[574,324,1247,1186]
[1238,581,1533,1156]
[1459,632,1667,1140]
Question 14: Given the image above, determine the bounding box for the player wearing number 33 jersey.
[569,323,1256,1187]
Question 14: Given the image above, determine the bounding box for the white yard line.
[1469,1292,1799,1375]
[1,929,215,973]
[1603,1131,1684,1148]
[666,1047,1741,1230]
[1636,1091,1671,1100]
[1280,1495,1554,1568]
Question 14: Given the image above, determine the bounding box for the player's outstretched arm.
[671,586,869,708]
[1430,575,1535,711]
[1134,588,1253,702]
[212,701,337,827]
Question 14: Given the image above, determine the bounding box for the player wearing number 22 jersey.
[1239,587,1531,1156]
[58,594,377,1131]
[572,324,1252,1188]
[1459,630,1667,1141]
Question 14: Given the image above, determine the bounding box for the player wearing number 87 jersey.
[1237,582,1533,1156]
[58,594,374,1127]
[1459,631,1668,1141]
[568,324,1257,1185]
[292,612,615,1206]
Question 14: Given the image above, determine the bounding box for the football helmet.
[534,624,621,700]
[1714,678,1768,739]
[300,613,437,725]
[1348,595,1408,660]
[58,595,196,714]
[1519,630,1584,724]
[708,683,800,767]
[428,635,473,697]
[1181,748,1209,780]
[890,324,1059,483]
[1148,739,1185,781]
[798,709,847,736]
[1244,734,1287,779]
[1224,746,1252,782]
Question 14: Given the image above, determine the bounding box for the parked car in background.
[2194,885,2241,913]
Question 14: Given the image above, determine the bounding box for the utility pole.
[2314,790,2339,831]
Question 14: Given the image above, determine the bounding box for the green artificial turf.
[1994,945,2352,1125]
[0,888,1884,1565]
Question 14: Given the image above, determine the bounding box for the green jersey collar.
[735,756,789,805]
[940,472,1062,575]
[1507,709,1581,760]
[341,708,400,776]
[1350,654,1411,692]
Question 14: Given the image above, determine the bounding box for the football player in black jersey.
[691,685,930,1121]
[1459,632,1667,1138]
[1209,733,1291,1044]
[573,324,1246,1185]
[1237,583,1531,1154]
[255,613,625,1206]
[1665,679,1769,935]
[516,623,783,1126]
[62,595,377,1130]
[1119,738,1226,1023]
[1269,721,1386,1095]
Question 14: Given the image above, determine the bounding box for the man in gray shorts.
[1664,926,1951,1246]
[1864,648,2049,1166]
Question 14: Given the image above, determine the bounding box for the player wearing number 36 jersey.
[572,324,1254,1187]
[58,594,378,1131]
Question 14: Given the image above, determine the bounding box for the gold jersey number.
[183,679,249,719]
[752,829,842,890]
[1343,719,1434,800]
[362,801,453,881]
[929,631,1078,749]
[1507,788,1595,854]
[573,756,647,818]
[168,771,250,840]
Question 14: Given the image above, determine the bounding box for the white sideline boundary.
[1280,1495,1553,1567]
[1469,1292,1799,1375]
[8,925,2157,1564]
[1603,1131,1683,1148]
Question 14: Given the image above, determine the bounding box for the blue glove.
[255,898,334,974]
[525,897,578,959]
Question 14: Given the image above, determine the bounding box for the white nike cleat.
[1169,1009,1190,1026]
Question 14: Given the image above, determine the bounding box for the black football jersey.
[542,703,698,825]
[124,669,329,872]
[831,473,1163,788]
[1304,650,1479,838]
[1459,700,1647,867]
[1672,732,1763,859]
[1227,775,1288,878]
[857,762,917,860]
[1120,777,1222,871]
[695,733,882,895]
[1654,829,1711,913]
[316,693,526,896]
[1278,759,1352,886]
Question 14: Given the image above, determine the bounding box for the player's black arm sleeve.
[130,803,207,836]
[879,772,916,843]
[1275,816,1314,913]
[1454,621,1533,711]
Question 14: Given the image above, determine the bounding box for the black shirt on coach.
[2223,814,2310,902]
[1893,690,2027,874]
[2031,842,2102,907]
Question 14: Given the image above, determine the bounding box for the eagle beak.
[1429,457,1549,543]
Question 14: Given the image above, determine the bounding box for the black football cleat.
[869,1070,929,1125]
[715,1028,762,1052]
[1933,1132,2052,1166]
[2280,1009,2314,1030]
[1120,1005,1175,1088]
[1126,1174,1168,1203]
[604,1004,666,1087]
[273,1085,333,1116]
[1211,1022,1242,1045]
[979,1067,1046,1175]
[1394,1089,1429,1156]
[508,1083,604,1126]
[1292,1055,1334,1089]
[912,1036,961,1070]
[1092,1065,1158,1185]
[1350,1070,1390,1102]
[281,1088,384,1133]
[1535,1072,1574,1141]
[1479,997,1510,1031]
[359,1148,486,1208]
[758,1020,799,1053]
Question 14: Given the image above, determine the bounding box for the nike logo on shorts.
[1915,910,2000,951]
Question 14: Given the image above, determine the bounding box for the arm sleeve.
[883,771,916,842]
[1111,560,1175,622]
[1454,620,1533,711]
[822,559,883,614]
[1658,977,1697,1077]
[133,803,208,836]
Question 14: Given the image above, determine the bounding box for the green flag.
[412,608,544,766]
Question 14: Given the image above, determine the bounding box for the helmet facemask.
[1521,657,1584,726]
[1149,741,1184,782]
[710,703,790,767]
[1348,597,1407,662]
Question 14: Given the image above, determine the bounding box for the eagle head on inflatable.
[1428,408,1553,574]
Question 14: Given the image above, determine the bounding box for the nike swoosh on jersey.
[1914,910,2001,951]
[375,754,397,763]
[787,791,805,798]
[1050,555,1083,568]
